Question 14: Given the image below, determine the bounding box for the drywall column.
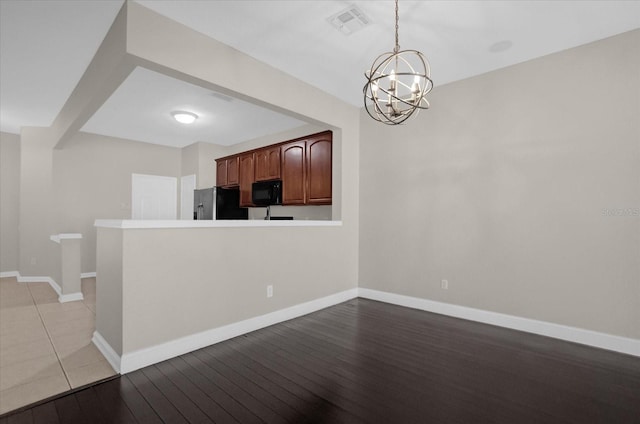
[50,233,84,303]
[0,132,20,274]
[93,226,124,372]
[19,128,59,280]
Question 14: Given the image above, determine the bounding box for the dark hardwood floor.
[2,298,639,423]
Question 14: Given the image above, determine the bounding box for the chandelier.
[364,0,433,125]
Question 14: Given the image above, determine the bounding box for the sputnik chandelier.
[364,0,433,125]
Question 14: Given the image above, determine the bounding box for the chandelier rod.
[394,0,400,54]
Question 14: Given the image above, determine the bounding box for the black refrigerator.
[194,187,248,220]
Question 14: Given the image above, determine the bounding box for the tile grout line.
[25,282,74,390]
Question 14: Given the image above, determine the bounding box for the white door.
[132,174,177,220]
[180,174,196,220]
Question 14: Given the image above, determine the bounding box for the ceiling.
[1,1,639,147]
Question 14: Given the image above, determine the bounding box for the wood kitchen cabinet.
[216,160,227,187]
[254,146,281,181]
[306,135,332,205]
[216,156,240,187]
[226,156,239,186]
[215,130,332,206]
[281,141,306,205]
[281,131,332,205]
[239,153,255,207]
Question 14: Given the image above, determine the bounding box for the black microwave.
[252,180,282,206]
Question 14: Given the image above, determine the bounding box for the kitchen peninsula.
[92,218,354,375]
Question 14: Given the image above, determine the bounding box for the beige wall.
[0,132,20,273]
[110,226,352,353]
[181,141,226,189]
[53,132,182,273]
[359,30,640,339]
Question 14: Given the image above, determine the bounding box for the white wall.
[0,132,20,273]
[359,30,640,339]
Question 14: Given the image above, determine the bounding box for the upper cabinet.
[216,156,239,187]
[306,135,332,205]
[239,153,255,207]
[216,160,227,187]
[281,141,306,205]
[215,130,332,205]
[226,156,239,186]
[254,146,281,181]
[281,131,332,206]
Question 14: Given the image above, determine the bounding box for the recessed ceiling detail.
[327,4,371,35]
[81,67,307,148]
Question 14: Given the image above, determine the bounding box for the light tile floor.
[0,277,116,414]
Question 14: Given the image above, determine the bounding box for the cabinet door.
[239,153,255,207]
[226,156,240,186]
[216,160,227,187]
[255,146,281,181]
[281,141,306,205]
[306,137,332,205]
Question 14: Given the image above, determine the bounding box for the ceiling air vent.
[210,92,234,102]
[328,4,371,36]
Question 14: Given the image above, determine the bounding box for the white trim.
[81,272,97,279]
[118,288,358,374]
[95,219,342,229]
[0,271,19,278]
[59,292,84,303]
[17,275,62,297]
[92,331,121,373]
[50,233,83,244]
[357,288,640,358]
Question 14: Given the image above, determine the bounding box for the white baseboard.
[357,288,640,358]
[59,292,84,303]
[0,271,19,278]
[81,272,97,279]
[17,275,62,297]
[118,288,358,374]
[92,331,120,373]
[10,272,85,304]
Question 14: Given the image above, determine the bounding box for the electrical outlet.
[441,279,449,290]
[267,285,273,298]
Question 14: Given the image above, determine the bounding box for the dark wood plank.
[107,376,162,424]
[71,389,107,424]
[153,359,239,423]
[224,335,366,423]
[126,370,188,423]
[189,348,292,423]
[167,355,262,424]
[179,353,273,424]
[90,379,138,424]
[52,396,83,424]
[6,410,32,424]
[30,402,59,424]
[197,342,309,419]
[210,338,354,424]
[140,364,212,423]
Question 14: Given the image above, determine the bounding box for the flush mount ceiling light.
[171,111,198,124]
[363,0,433,125]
